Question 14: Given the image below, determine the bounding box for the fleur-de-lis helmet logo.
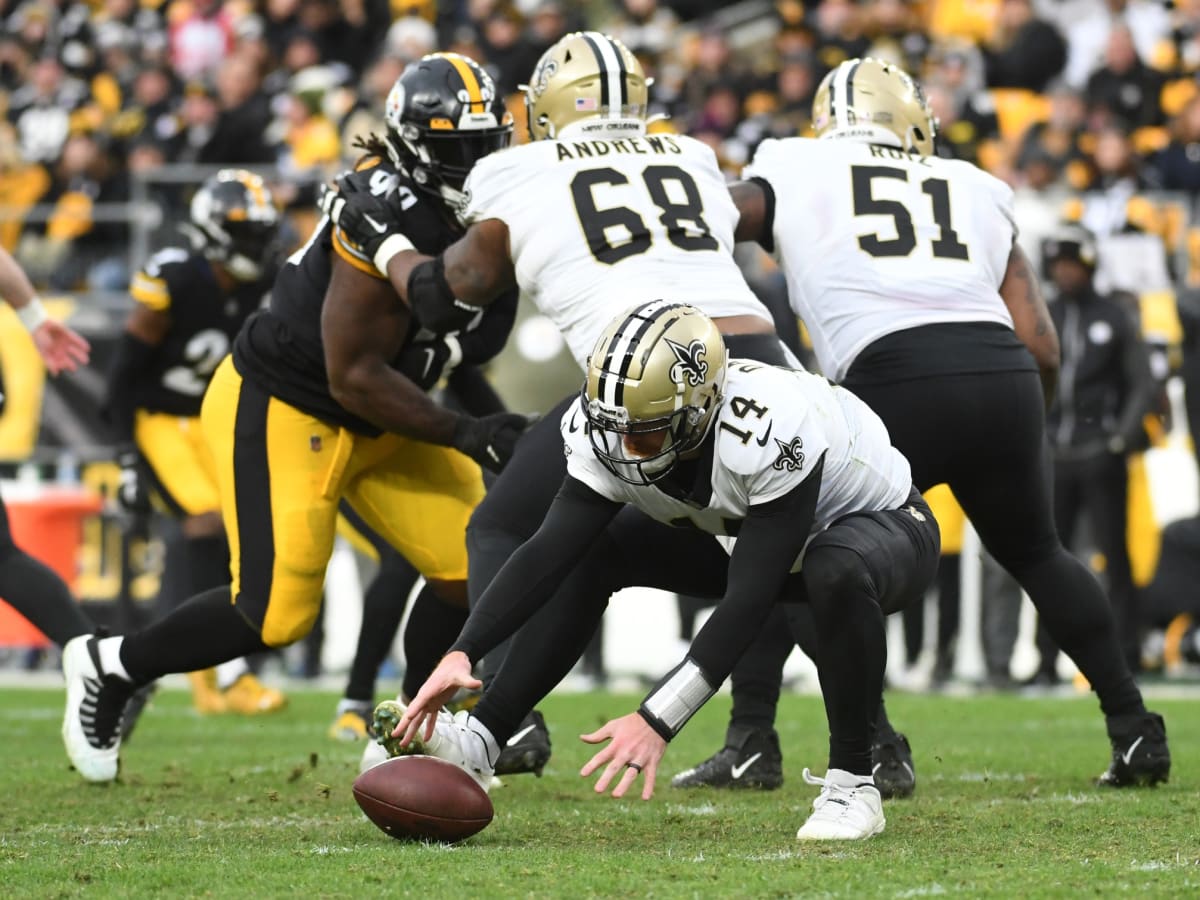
[665,338,709,387]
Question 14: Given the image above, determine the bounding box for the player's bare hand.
[393,651,480,746]
[33,319,90,374]
[580,712,666,800]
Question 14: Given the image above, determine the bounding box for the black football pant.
[1037,453,1139,672]
[845,368,1144,721]
[471,491,938,776]
[465,334,806,716]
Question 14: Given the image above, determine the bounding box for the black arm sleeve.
[639,454,824,739]
[457,287,517,366]
[749,176,776,254]
[406,254,485,334]
[103,332,157,443]
[450,475,622,661]
[1115,308,1156,448]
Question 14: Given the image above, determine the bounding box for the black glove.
[320,174,397,261]
[397,334,462,392]
[115,446,152,514]
[451,412,535,473]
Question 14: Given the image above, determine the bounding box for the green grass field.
[2,686,1196,898]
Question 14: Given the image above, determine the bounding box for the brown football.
[353,755,493,843]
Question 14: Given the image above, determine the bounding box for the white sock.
[97,636,132,682]
[337,698,372,715]
[215,658,249,691]
[466,715,502,768]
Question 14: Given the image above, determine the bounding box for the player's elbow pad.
[406,255,485,334]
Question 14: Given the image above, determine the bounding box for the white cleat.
[62,636,132,783]
[359,739,389,774]
[370,700,496,792]
[796,767,885,840]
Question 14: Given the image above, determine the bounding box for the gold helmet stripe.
[580,31,627,116]
[441,52,484,111]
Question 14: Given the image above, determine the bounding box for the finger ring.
[627,762,643,773]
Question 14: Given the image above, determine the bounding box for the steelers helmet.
[384,52,512,218]
[520,31,649,141]
[812,57,936,156]
[1042,222,1098,278]
[189,169,279,282]
[584,301,727,486]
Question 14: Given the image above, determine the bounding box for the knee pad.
[802,547,875,607]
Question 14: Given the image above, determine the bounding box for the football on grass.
[353,755,493,843]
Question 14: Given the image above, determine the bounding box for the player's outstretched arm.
[0,246,90,374]
[583,458,824,802]
[1000,244,1060,410]
[322,255,528,471]
[381,220,518,334]
[394,476,621,745]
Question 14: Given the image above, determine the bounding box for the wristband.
[638,658,716,741]
[16,297,49,332]
[373,234,416,276]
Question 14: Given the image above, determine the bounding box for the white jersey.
[464,133,768,368]
[743,138,1018,381]
[562,361,912,570]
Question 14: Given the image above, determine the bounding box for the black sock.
[798,548,888,778]
[120,586,269,684]
[1014,549,1145,718]
[346,552,419,702]
[0,547,93,646]
[728,604,793,735]
[402,586,468,699]
[158,532,230,618]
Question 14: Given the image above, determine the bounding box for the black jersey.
[233,157,466,435]
[128,246,272,417]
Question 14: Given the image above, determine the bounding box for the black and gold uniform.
[208,157,509,646]
[123,246,272,516]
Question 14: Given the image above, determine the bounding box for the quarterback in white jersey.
[392,303,939,841]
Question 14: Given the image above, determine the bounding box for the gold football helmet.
[520,31,648,141]
[584,301,727,486]
[811,57,936,156]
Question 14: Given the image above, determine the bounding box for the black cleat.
[120,681,157,742]
[671,725,783,790]
[495,710,552,776]
[1098,712,1170,787]
[872,731,916,799]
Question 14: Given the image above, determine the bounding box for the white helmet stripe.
[832,60,855,130]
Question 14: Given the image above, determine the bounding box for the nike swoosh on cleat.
[1121,735,1145,766]
[507,724,537,747]
[755,423,773,447]
[731,752,762,780]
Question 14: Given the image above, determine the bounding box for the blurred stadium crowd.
[2,0,1200,682]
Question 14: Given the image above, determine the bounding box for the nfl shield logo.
[310,435,322,452]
